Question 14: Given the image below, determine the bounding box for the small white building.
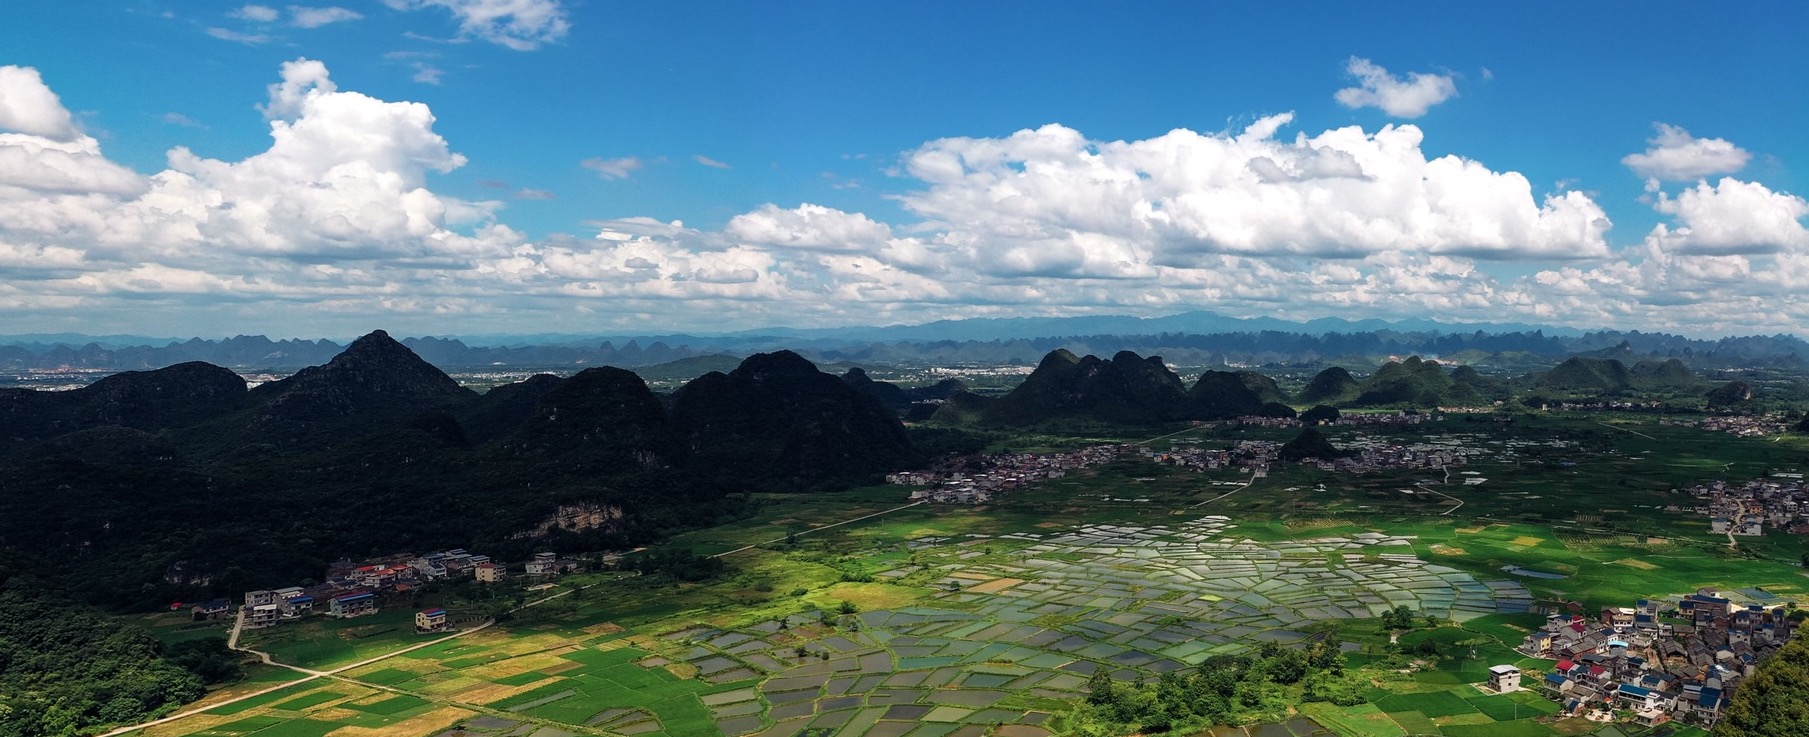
[525,551,558,576]
[1488,664,1522,693]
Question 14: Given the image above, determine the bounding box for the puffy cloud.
[138,61,473,260]
[1621,123,1752,181]
[582,156,641,180]
[9,59,1809,337]
[382,0,570,50]
[1333,57,1458,118]
[898,116,1610,266]
[289,6,364,28]
[726,204,893,252]
[1644,177,1809,255]
[0,68,144,200]
[261,58,336,119]
[0,133,146,196]
[0,66,81,141]
[0,59,491,275]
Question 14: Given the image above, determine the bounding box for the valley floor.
[122,413,1806,737]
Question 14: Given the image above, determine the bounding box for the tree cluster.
[1075,641,1351,734]
[1380,605,1434,630]
[622,548,725,582]
[1718,634,1809,737]
[0,565,230,737]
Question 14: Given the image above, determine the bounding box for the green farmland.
[129,412,1808,737]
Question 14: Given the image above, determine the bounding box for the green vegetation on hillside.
[1718,632,1809,737]
[0,334,918,611]
[0,562,225,737]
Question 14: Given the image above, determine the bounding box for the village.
[1232,411,1432,429]
[1660,413,1796,438]
[1680,475,1809,537]
[184,548,583,634]
[887,444,1126,503]
[887,420,1487,505]
[1512,589,1797,728]
[1146,434,1470,477]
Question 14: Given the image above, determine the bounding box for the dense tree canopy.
[1718,634,1809,737]
[0,562,214,737]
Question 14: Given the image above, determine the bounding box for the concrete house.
[190,598,232,621]
[525,551,558,577]
[415,608,450,633]
[329,591,377,618]
[246,602,281,629]
[1487,665,1522,693]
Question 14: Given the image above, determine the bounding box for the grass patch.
[1442,720,1556,737]
[239,719,342,737]
[1387,710,1440,736]
[1299,702,1406,737]
[210,716,287,734]
[269,690,344,711]
[1376,690,1479,718]
[205,683,320,715]
[341,695,430,715]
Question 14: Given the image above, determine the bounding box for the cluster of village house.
[1143,439,1280,474]
[1678,475,1809,537]
[1293,443,1467,475]
[1142,436,1466,478]
[887,445,1125,503]
[1660,413,1794,438]
[187,549,577,632]
[1229,412,1432,429]
[1535,400,1665,412]
[1501,590,1797,727]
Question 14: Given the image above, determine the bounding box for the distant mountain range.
[929,349,1762,429]
[4,311,1809,373]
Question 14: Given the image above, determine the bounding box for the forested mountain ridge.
[0,332,919,613]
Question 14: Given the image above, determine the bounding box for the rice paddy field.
[130,412,1808,737]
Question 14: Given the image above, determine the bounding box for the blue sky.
[0,1,1805,338]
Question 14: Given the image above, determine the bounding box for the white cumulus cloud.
[1334,57,1458,118]
[1621,123,1752,181]
[726,204,893,252]
[1644,177,1809,255]
[0,66,82,141]
[11,59,1809,337]
[897,115,1610,268]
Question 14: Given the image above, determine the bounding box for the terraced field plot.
[141,513,1542,737]
[628,515,1535,736]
